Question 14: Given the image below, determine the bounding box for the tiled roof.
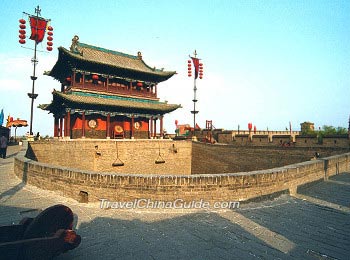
[48,40,176,83]
[40,90,181,115]
[75,42,171,75]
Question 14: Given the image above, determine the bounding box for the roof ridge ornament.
[137,51,142,60]
[70,35,82,55]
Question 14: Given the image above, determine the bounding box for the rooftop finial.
[137,51,142,60]
[35,5,41,16]
[70,35,82,55]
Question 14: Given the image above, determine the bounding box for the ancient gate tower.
[40,36,180,139]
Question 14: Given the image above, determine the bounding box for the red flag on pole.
[191,57,200,79]
[29,16,48,43]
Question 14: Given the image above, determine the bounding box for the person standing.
[0,134,8,159]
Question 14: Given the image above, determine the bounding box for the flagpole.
[27,5,41,136]
[188,50,203,137]
[190,50,198,135]
[192,51,198,134]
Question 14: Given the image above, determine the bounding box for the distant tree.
[321,125,336,135]
[316,125,348,144]
[320,125,347,135]
[336,127,348,134]
[301,124,347,144]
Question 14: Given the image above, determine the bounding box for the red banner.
[191,57,200,79]
[29,16,47,43]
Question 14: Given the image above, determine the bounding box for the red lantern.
[92,74,99,80]
[19,23,26,44]
[66,77,71,82]
[47,36,53,41]
[46,46,53,51]
[47,26,53,31]
[47,41,53,46]
[199,76,203,79]
[47,31,53,36]
[137,82,143,87]
[187,59,192,77]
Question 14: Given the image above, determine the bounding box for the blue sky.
[1,0,349,136]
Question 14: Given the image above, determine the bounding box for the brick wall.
[25,139,192,175]
[25,140,348,175]
[14,143,350,203]
[218,131,350,149]
[191,142,348,174]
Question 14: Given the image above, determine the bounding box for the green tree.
[320,125,347,135]
[336,127,348,134]
[317,125,348,144]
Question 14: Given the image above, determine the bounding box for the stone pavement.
[1,145,349,259]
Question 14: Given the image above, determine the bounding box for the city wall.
[25,139,192,175]
[216,130,350,148]
[191,142,348,174]
[14,140,350,203]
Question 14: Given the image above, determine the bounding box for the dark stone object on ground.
[0,204,81,259]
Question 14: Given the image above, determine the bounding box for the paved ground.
[1,145,349,259]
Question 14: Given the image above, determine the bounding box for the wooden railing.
[71,82,157,99]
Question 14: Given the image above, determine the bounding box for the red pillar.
[106,113,111,139]
[72,71,76,86]
[59,117,63,138]
[160,115,164,138]
[63,115,67,137]
[153,118,157,138]
[54,117,59,138]
[82,112,86,138]
[150,117,153,139]
[65,111,71,138]
[131,115,134,139]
